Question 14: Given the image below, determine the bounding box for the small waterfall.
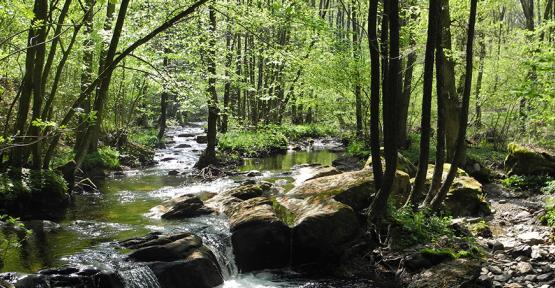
[118,266,161,288]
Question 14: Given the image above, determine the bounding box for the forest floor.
[477,183,555,288]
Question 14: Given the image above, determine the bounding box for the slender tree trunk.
[424,25,447,206]
[196,5,219,168]
[369,0,400,221]
[439,0,460,160]
[398,36,416,149]
[430,0,478,211]
[405,0,439,208]
[367,0,383,191]
[475,39,486,128]
[352,0,363,138]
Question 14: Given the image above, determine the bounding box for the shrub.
[541,180,555,194]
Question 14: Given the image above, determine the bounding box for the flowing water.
[0,124,374,287]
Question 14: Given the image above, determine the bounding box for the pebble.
[516,262,533,274]
[536,272,552,281]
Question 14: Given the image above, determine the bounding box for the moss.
[420,248,472,260]
[271,197,296,227]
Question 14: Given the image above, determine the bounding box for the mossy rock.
[288,169,410,211]
[0,170,69,220]
[364,148,417,177]
[504,143,555,176]
[411,164,490,217]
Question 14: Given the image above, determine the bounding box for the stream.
[1,124,375,287]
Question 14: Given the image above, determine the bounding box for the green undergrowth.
[128,128,159,148]
[218,130,288,157]
[346,139,371,159]
[501,175,553,192]
[390,207,454,248]
[218,124,338,157]
[82,146,120,171]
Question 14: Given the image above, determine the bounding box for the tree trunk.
[74,0,130,169]
[405,0,439,208]
[352,0,363,138]
[196,5,219,168]
[367,0,383,191]
[439,0,460,160]
[398,36,416,149]
[430,0,478,211]
[369,0,400,221]
[474,39,486,128]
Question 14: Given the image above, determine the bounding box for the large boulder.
[153,195,214,220]
[414,164,490,217]
[444,176,491,217]
[364,149,417,177]
[287,169,410,212]
[226,197,291,272]
[504,143,555,176]
[277,196,360,266]
[120,232,223,288]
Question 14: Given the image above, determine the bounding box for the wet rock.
[154,195,214,220]
[177,133,196,138]
[246,170,262,177]
[227,197,291,272]
[406,259,481,288]
[504,143,555,176]
[168,170,180,176]
[331,155,363,172]
[174,143,192,149]
[1,267,125,288]
[147,251,223,288]
[122,232,223,288]
[195,135,208,144]
[365,149,417,177]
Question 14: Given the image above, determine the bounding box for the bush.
[541,180,555,194]
[82,146,120,171]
